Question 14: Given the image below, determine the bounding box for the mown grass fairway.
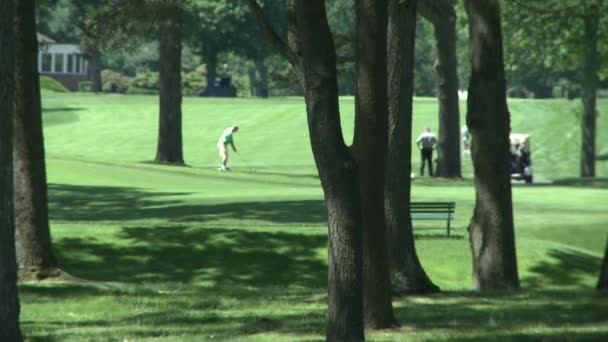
[19,93,608,341]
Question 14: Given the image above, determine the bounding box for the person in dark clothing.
[416,127,437,176]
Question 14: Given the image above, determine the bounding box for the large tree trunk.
[0,0,23,338]
[155,5,184,165]
[14,0,60,281]
[465,0,519,291]
[580,3,599,178]
[295,1,364,340]
[86,48,102,93]
[386,0,440,295]
[432,0,461,178]
[353,0,397,328]
[598,236,608,290]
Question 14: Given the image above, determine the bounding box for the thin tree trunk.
[353,0,397,328]
[598,236,608,290]
[247,66,257,96]
[14,0,60,280]
[465,0,519,291]
[87,48,102,93]
[387,0,440,295]
[0,0,23,337]
[295,2,365,340]
[203,45,218,95]
[155,5,184,165]
[580,3,599,177]
[254,58,269,98]
[433,0,461,178]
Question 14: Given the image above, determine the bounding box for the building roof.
[37,32,56,44]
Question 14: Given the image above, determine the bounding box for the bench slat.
[410,202,455,237]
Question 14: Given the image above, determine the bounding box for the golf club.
[235,151,256,173]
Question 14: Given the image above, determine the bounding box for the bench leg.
[447,218,451,237]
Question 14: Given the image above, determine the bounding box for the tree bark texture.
[432,0,461,178]
[285,0,304,88]
[353,0,397,328]
[386,0,440,295]
[14,0,60,279]
[598,236,608,290]
[580,3,599,177]
[294,2,365,340]
[0,0,23,338]
[465,0,520,291]
[155,5,184,165]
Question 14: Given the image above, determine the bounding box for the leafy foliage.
[502,0,608,97]
[101,69,130,93]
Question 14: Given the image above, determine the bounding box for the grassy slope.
[19,93,608,341]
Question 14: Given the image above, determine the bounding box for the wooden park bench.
[410,202,455,237]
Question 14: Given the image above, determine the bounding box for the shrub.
[553,78,581,99]
[182,66,207,96]
[101,69,130,93]
[130,71,159,91]
[40,76,69,92]
[78,81,94,92]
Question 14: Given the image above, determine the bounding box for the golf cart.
[509,133,533,183]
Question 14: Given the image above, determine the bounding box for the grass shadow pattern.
[55,225,328,288]
[48,183,328,225]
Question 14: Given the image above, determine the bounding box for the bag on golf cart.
[509,133,533,183]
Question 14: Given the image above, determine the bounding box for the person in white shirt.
[461,124,471,154]
[217,125,239,171]
[416,127,437,176]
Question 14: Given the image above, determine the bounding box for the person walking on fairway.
[416,127,437,176]
[217,125,239,171]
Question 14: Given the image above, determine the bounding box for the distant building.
[37,33,89,91]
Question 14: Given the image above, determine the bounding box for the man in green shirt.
[217,125,239,171]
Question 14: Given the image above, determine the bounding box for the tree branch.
[245,0,299,67]
[510,0,586,17]
[418,0,455,25]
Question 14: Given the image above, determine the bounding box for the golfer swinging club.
[217,124,239,171]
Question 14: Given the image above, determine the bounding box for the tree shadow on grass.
[553,177,608,189]
[523,248,602,289]
[42,107,82,126]
[53,225,328,288]
[21,286,608,341]
[22,309,327,341]
[394,289,608,336]
[48,183,328,225]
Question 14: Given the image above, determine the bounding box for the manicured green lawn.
[18,93,608,341]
